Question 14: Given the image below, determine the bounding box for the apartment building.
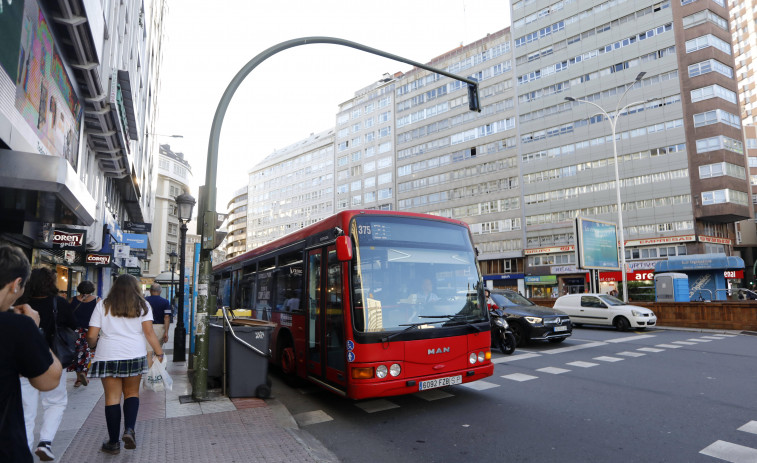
[246,129,335,250]
[225,187,248,259]
[144,144,193,279]
[511,0,751,296]
[0,0,167,296]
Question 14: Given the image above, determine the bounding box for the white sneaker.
[35,441,55,461]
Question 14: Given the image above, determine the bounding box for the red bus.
[213,210,493,399]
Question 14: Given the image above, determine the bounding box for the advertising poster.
[576,217,620,270]
[12,0,81,170]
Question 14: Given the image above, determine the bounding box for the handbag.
[51,297,77,367]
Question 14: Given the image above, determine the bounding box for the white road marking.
[688,338,712,343]
[701,335,725,340]
[606,334,657,343]
[492,353,541,363]
[354,399,400,413]
[459,380,499,391]
[566,361,599,368]
[414,389,454,401]
[542,341,607,354]
[294,410,334,425]
[593,356,624,362]
[537,367,571,374]
[637,347,665,353]
[700,440,757,463]
[502,373,539,382]
[616,351,646,357]
[672,341,698,346]
[655,343,682,349]
[738,421,757,435]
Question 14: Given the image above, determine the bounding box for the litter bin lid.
[230,319,276,328]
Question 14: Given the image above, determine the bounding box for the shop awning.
[654,253,744,272]
[0,149,96,226]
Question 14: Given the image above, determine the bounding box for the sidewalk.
[28,346,338,462]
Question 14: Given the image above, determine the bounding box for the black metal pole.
[174,223,187,362]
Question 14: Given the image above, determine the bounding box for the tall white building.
[0,0,168,296]
[225,187,248,259]
[246,129,335,249]
[145,144,193,278]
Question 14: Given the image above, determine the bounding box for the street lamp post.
[174,192,196,362]
[192,37,484,401]
[565,72,647,303]
[168,250,177,307]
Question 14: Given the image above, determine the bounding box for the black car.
[489,290,572,346]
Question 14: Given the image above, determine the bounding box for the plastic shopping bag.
[144,359,165,392]
[155,357,173,391]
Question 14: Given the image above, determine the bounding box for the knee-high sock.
[104,405,121,443]
[123,397,139,431]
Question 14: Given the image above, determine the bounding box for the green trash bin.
[225,320,274,398]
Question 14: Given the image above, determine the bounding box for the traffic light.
[468,82,481,112]
[202,211,227,250]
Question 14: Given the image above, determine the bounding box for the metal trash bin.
[207,317,224,380]
[225,319,274,398]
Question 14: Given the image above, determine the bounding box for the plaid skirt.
[89,356,147,378]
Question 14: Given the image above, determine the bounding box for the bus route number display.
[358,223,389,240]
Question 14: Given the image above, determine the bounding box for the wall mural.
[2,0,82,171]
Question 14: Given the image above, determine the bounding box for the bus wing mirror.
[336,236,353,261]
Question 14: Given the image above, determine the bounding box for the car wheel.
[510,322,527,347]
[613,316,631,332]
[548,338,566,344]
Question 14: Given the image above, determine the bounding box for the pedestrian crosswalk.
[700,420,757,463]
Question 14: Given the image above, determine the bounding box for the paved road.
[269,328,757,463]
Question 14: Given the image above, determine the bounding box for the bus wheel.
[281,346,296,374]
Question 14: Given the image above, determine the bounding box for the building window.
[688,59,733,78]
[691,85,737,104]
[685,34,731,55]
[701,189,749,206]
[168,223,178,236]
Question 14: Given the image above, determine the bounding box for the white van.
[552,294,656,331]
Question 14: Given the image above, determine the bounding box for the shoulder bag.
[52,297,77,367]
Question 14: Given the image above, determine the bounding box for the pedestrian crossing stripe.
[700,440,757,463]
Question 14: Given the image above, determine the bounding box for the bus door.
[306,246,347,390]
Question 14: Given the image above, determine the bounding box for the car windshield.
[350,216,487,333]
[491,291,535,307]
[598,295,625,306]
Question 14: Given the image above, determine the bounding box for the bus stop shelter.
[654,253,744,301]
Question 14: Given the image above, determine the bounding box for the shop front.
[484,273,525,293]
[525,275,559,298]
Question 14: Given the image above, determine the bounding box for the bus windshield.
[351,216,486,333]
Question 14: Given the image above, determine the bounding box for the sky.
[156,0,511,210]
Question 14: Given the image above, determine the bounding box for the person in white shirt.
[87,274,164,455]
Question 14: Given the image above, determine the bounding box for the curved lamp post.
[191,37,483,401]
[174,192,196,362]
[565,72,647,303]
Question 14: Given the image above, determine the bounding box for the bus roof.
[212,209,469,272]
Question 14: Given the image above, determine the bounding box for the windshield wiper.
[419,314,486,332]
[380,320,446,343]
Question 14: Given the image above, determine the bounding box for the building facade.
[0,0,168,296]
[512,0,750,296]
[246,129,335,250]
[225,187,248,259]
[144,143,193,281]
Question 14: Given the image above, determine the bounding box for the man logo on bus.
[428,347,451,355]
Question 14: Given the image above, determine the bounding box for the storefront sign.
[114,244,130,258]
[85,253,112,266]
[525,275,558,285]
[122,233,148,249]
[130,249,147,259]
[124,221,152,233]
[623,235,695,247]
[724,270,744,279]
[699,235,732,245]
[599,271,654,282]
[125,256,140,268]
[552,265,580,274]
[125,267,142,276]
[627,261,658,271]
[483,273,525,280]
[52,229,86,250]
[525,245,575,255]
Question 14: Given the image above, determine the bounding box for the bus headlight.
[389,364,401,377]
[469,353,477,364]
[376,364,388,378]
[478,352,486,363]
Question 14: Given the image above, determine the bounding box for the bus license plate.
[419,375,462,391]
[554,326,568,332]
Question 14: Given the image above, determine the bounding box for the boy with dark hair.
[0,245,62,462]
